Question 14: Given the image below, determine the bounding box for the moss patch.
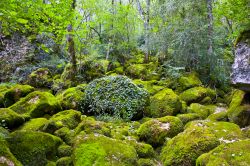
[18,118,49,131]
[28,68,53,88]
[0,108,25,129]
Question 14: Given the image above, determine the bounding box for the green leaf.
[16,18,28,24]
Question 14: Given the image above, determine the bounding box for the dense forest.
[0,0,249,166]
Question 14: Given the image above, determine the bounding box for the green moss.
[187,103,212,119]
[56,87,85,111]
[58,144,73,157]
[196,139,250,166]
[9,91,62,118]
[74,117,111,137]
[18,118,48,131]
[179,87,216,105]
[0,137,23,166]
[0,127,9,139]
[177,72,202,91]
[28,68,53,88]
[44,110,81,133]
[51,78,72,94]
[7,131,63,166]
[3,84,34,107]
[177,113,202,125]
[54,127,76,145]
[125,140,155,158]
[206,107,228,121]
[137,116,184,147]
[126,62,160,80]
[0,108,25,129]
[0,84,14,107]
[73,134,138,166]
[84,76,149,120]
[56,157,73,166]
[160,120,244,166]
[133,79,164,95]
[228,105,250,127]
[242,126,250,138]
[137,158,160,166]
[146,88,182,117]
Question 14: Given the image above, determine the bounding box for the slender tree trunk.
[67,0,77,81]
[207,0,213,57]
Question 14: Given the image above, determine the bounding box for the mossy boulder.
[7,131,63,166]
[54,127,76,145]
[84,76,149,120]
[44,110,81,133]
[177,72,202,91]
[9,91,62,118]
[125,140,155,158]
[3,84,34,107]
[0,108,25,129]
[51,78,72,94]
[160,120,243,166]
[73,134,138,166]
[74,117,111,137]
[0,137,22,166]
[0,83,15,107]
[196,139,250,166]
[137,158,160,166]
[133,79,164,95]
[145,88,182,117]
[56,157,73,166]
[56,86,86,111]
[206,107,228,121]
[18,118,48,131]
[126,62,160,80]
[177,113,202,125]
[187,103,216,119]
[27,68,53,88]
[58,144,73,157]
[137,116,183,147]
[227,90,250,127]
[179,87,216,105]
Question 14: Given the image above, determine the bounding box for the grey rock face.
[231,41,250,92]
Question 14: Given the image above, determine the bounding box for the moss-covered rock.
[3,84,34,107]
[137,116,183,147]
[27,68,53,88]
[196,139,250,166]
[126,62,160,80]
[187,103,216,119]
[84,76,149,120]
[177,113,202,125]
[125,140,155,158]
[227,90,250,127]
[51,78,72,94]
[0,137,23,166]
[7,131,63,166]
[179,87,216,105]
[177,72,202,91]
[133,79,164,95]
[56,86,85,111]
[56,157,73,166]
[73,134,138,166]
[9,91,62,118]
[206,107,228,121]
[0,108,25,129]
[58,144,73,157]
[18,118,48,131]
[145,88,182,117]
[74,117,111,137]
[44,110,81,133]
[54,127,76,145]
[0,84,13,107]
[137,158,160,166]
[160,120,243,166]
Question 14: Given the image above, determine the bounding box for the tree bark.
[207,0,213,57]
[67,0,77,81]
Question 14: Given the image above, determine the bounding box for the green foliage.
[84,76,149,120]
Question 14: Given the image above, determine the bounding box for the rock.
[9,91,62,118]
[56,86,86,111]
[84,76,149,120]
[7,131,63,166]
[18,118,48,131]
[196,139,250,166]
[177,72,202,91]
[73,134,138,166]
[3,84,34,107]
[179,87,216,105]
[137,116,183,147]
[133,79,164,95]
[231,30,250,92]
[56,157,73,166]
[125,140,155,158]
[44,110,81,133]
[58,144,73,157]
[137,158,160,166]
[187,104,216,119]
[227,90,250,127]
[0,108,25,129]
[54,127,75,145]
[145,88,182,117]
[27,68,53,88]
[125,62,160,80]
[160,120,243,166]
[206,107,228,122]
[0,137,22,166]
[0,84,13,107]
[177,113,202,125]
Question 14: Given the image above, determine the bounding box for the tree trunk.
[67,0,77,81]
[207,0,213,57]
